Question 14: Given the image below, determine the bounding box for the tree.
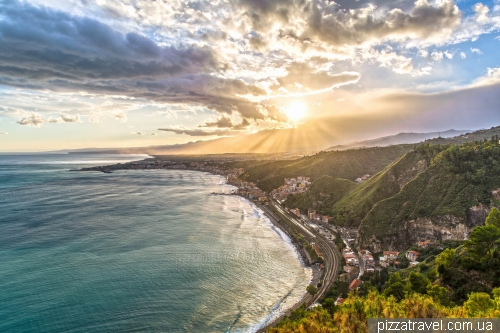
[407,272,430,295]
[465,225,500,261]
[322,298,337,315]
[427,284,451,306]
[435,248,456,268]
[486,207,500,228]
[384,282,405,301]
[464,292,495,317]
[307,284,318,295]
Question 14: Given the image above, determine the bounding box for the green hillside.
[241,145,412,192]
[330,148,437,227]
[283,176,357,214]
[358,139,500,250]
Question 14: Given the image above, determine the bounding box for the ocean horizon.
[0,154,311,333]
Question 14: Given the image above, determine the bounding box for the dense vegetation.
[240,145,413,192]
[357,139,500,249]
[268,209,500,332]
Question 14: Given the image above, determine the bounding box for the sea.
[0,154,311,333]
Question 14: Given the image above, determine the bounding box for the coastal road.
[268,200,340,305]
[256,201,340,332]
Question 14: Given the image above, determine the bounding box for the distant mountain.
[326,129,470,151]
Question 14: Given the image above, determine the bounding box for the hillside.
[269,208,500,332]
[283,176,357,214]
[329,149,434,227]
[357,139,500,251]
[241,145,413,192]
[326,129,469,151]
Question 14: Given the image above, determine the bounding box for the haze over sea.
[0,154,310,333]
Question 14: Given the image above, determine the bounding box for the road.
[339,228,365,278]
[268,200,340,305]
[256,200,340,332]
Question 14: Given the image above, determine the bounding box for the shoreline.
[79,161,319,333]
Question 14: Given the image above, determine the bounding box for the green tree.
[322,298,337,315]
[307,284,318,295]
[407,272,430,295]
[464,292,495,317]
[486,207,500,228]
[427,284,451,306]
[435,248,456,268]
[384,282,405,301]
[465,225,500,260]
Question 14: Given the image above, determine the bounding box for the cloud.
[444,50,455,59]
[131,131,146,135]
[113,112,127,122]
[270,62,361,93]
[298,0,461,47]
[16,112,44,127]
[0,0,280,125]
[431,51,444,61]
[0,132,8,134]
[16,112,81,127]
[460,52,467,59]
[200,117,251,130]
[158,126,241,137]
[471,47,483,55]
[61,113,81,123]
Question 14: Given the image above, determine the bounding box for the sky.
[0,0,500,152]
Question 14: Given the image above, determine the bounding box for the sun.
[285,101,307,122]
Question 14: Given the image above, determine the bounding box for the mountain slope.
[283,176,357,214]
[357,140,500,251]
[326,129,470,151]
[241,145,412,192]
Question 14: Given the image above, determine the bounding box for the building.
[335,298,346,306]
[308,209,317,220]
[406,250,420,261]
[289,208,301,217]
[383,251,399,262]
[417,240,432,248]
[349,279,362,291]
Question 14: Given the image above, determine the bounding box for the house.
[322,215,330,223]
[343,265,359,282]
[409,261,420,267]
[406,251,420,261]
[290,208,301,217]
[349,279,362,291]
[383,251,399,261]
[308,209,317,220]
[335,297,346,306]
[417,240,432,248]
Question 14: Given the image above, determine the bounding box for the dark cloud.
[0,0,278,124]
[158,127,240,137]
[0,0,220,81]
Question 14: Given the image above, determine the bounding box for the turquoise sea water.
[0,154,310,333]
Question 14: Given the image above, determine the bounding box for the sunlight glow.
[285,102,307,122]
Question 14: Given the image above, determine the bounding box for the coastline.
[79,159,319,333]
[219,180,317,333]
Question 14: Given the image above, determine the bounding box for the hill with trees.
[268,209,500,332]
